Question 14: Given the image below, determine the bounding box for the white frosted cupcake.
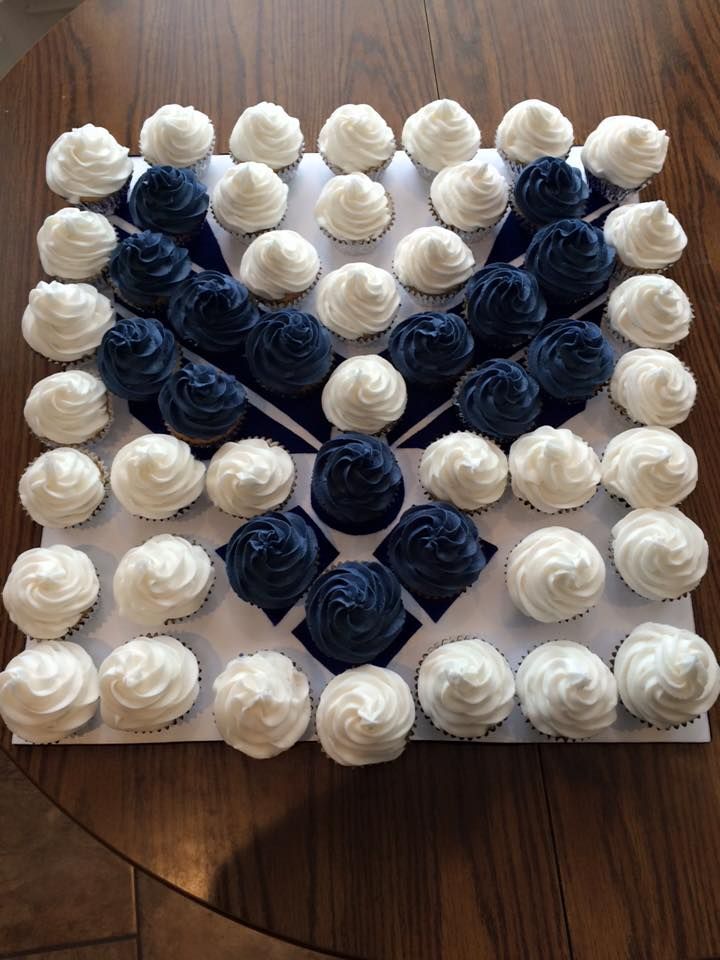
[238,229,320,307]
[314,173,394,249]
[111,433,205,520]
[610,349,696,426]
[318,104,395,177]
[321,355,407,434]
[392,226,474,306]
[206,438,295,518]
[46,123,133,214]
[24,370,111,446]
[429,160,509,239]
[402,99,480,177]
[315,263,399,341]
[22,281,115,365]
[37,208,118,283]
[19,448,106,528]
[210,161,288,240]
[581,115,669,202]
[213,651,311,758]
[419,432,508,512]
[508,426,601,514]
[140,103,215,176]
[605,274,692,349]
[495,99,573,178]
[0,641,99,743]
[603,200,687,275]
[229,102,304,180]
[601,427,697,508]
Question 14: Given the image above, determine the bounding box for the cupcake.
[419,432,508,512]
[158,362,247,447]
[609,349,696,427]
[0,641,98,743]
[314,173,394,248]
[601,427,697,508]
[2,544,99,639]
[316,665,415,766]
[527,318,615,401]
[603,200,687,275]
[317,104,396,177]
[97,317,177,401]
[245,309,333,396]
[464,263,547,350]
[611,507,708,600]
[98,635,200,731]
[402,99,480,177]
[229,102,304,180]
[417,637,515,738]
[306,562,406,665]
[224,511,318,608]
[495,99,573,178]
[316,263,399,342]
[109,230,192,311]
[110,434,205,520]
[516,640,617,739]
[46,123,132,213]
[511,157,589,229]
[388,311,473,385]
[113,534,214,625]
[310,433,404,535]
[429,160,509,239]
[614,622,720,728]
[24,370,111,447]
[605,274,692,349]
[167,270,259,355]
[508,426,600,513]
[210,162,288,240]
[129,165,209,241]
[581,115,669,203]
[19,448,106,528]
[206,438,295,518]
[386,502,487,598]
[139,103,215,176]
[321,355,407,434]
[239,229,320,308]
[22,280,114,364]
[37,208,117,282]
[454,360,542,441]
[524,218,615,304]
[213,651,311,757]
[506,527,606,622]
[393,226,475,306]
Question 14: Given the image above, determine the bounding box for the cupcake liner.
[230,141,306,183]
[496,146,572,184]
[317,190,396,252]
[586,171,652,205]
[317,143,394,180]
[165,405,247,450]
[77,172,133,216]
[109,280,170,317]
[417,436,508,516]
[26,345,100,372]
[509,481,600,517]
[249,263,322,311]
[401,145,439,181]
[391,267,466,309]
[322,302,400,346]
[209,199,286,243]
[50,584,101,642]
[504,540,598,624]
[428,195,509,243]
[125,489,205,523]
[208,438,297,520]
[610,260,672,285]
[53,266,111,289]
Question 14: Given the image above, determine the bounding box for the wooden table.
[2,1,719,957]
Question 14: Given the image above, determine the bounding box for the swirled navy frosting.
[388,311,474,385]
[168,270,260,353]
[109,230,192,308]
[311,433,404,535]
[97,316,177,400]
[158,362,247,441]
[513,158,589,227]
[527,318,615,400]
[305,561,405,665]
[129,165,209,237]
[225,511,319,609]
[464,264,547,347]
[386,503,486,598]
[245,309,333,395]
[455,359,542,439]
[524,218,615,303]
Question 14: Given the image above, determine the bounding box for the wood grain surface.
[1,1,718,958]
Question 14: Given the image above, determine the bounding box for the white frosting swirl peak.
[601,427,697,508]
[22,281,115,363]
[206,438,294,517]
[610,349,696,426]
[607,274,692,349]
[211,162,288,234]
[37,208,117,280]
[420,432,508,510]
[321,355,407,434]
[46,124,132,203]
[318,104,395,173]
[402,99,480,172]
[314,173,392,242]
[229,102,303,170]
[19,448,105,528]
[140,104,214,167]
[495,99,573,164]
[603,201,687,270]
[393,226,474,295]
[111,434,205,520]
[509,426,601,513]
[316,263,399,340]
[24,370,110,445]
[430,160,509,231]
[239,230,320,302]
[581,115,669,190]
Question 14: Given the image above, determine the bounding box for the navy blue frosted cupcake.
[464,264,547,349]
[109,230,192,310]
[245,309,333,396]
[129,165,209,241]
[455,359,541,440]
[388,311,474,385]
[527,318,615,401]
[305,561,406,665]
[512,158,589,229]
[386,502,486,598]
[524,218,615,304]
[168,271,259,354]
[97,316,177,400]
[158,362,247,445]
[311,433,404,535]
[225,510,319,609]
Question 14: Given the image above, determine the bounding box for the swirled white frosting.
[2,545,99,639]
[37,208,117,280]
[24,370,110,444]
[603,201,687,270]
[99,635,199,731]
[581,116,669,190]
[316,263,399,339]
[0,641,98,743]
[393,226,474,294]
[213,651,311,758]
[507,527,606,622]
[19,448,105,528]
[321,355,407,433]
[239,230,320,302]
[509,426,601,513]
[113,534,213,626]
[206,438,295,517]
[607,274,692,349]
[611,507,708,600]
[211,162,288,234]
[601,427,697,508]
[495,99,573,164]
[46,124,132,202]
[418,638,515,737]
[610,349,696,426]
[22,281,114,363]
[516,640,617,739]
[316,665,415,766]
[402,99,480,172]
[614,622,720,727]
[318,104,395,173]
[420,432,508,510]
[314,173,392,242]
[430,160,509,231]
[111,434,205,520]
[140,103,214,167]
[229,102,303,170]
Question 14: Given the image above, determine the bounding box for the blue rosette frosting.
[513,158,589,228]
[455,359,541,439]
[388,311,474,385]
[129,165,209,238]
[245,309,333,395]
[524,218,615,304]
[527,318,615,401]
[97,316,177,400]
[109,230,193,309]
[158,361,247,443]
[464,264,547,348]
[168,270,260,353]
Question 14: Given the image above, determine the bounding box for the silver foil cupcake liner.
[317,142,395,181]
[230,140,305,183]
[428,195,509,243]
[209,199,287,244]
[76,172,133,216]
